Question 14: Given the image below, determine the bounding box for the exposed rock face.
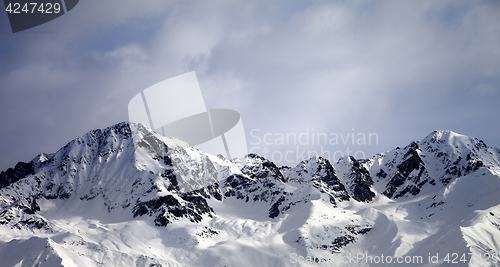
[133,193,215,227]
[345,156,376,202]
[382,141,429,198]
[0,161,35,189]
[283,157,350,206]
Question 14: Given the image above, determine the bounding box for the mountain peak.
[420,130,485,149]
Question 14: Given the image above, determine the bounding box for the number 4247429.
[6,2,61,14]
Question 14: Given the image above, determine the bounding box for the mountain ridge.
[0,122,499,266]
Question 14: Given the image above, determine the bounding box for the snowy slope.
[0,123,499,267]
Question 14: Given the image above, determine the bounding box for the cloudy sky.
[0,0,499,171]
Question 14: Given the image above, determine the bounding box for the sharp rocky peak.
[240,153,285,182]
[360,130,500,199]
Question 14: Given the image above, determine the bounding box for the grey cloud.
[0,0,498,171]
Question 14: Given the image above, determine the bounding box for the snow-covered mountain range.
[0,122,499,266]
